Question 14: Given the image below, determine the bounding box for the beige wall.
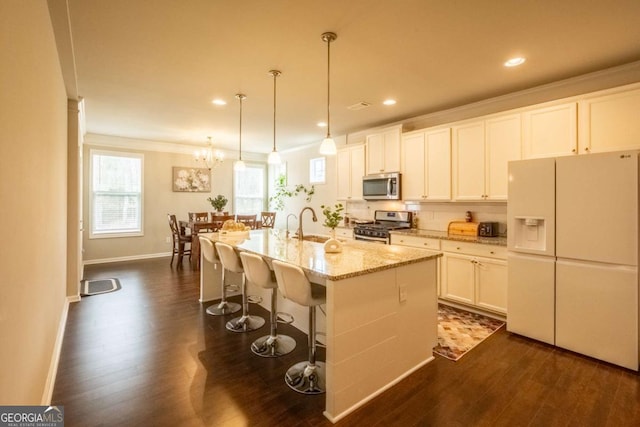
[82,139,238,262]
[274,140,341,235]
[0,1,68,404]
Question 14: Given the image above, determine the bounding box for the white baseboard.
[41,296,76,405]
[83,252,171,266]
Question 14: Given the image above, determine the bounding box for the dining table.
[179,220,217,269]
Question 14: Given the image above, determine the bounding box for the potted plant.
[269,174,315,211]
[207,194,228,212]
[320,203,344,253]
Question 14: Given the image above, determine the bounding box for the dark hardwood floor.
[53,258,640,426]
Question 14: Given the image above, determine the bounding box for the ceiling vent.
[347,101,372,111]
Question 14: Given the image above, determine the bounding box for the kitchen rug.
[80,278,121,296]
[434,304,505,361]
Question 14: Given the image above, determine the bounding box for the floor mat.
[434,304,505,361]
[80,278,121,296]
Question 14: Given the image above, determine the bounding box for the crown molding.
[83,133,266,161]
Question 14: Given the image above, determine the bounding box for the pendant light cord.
[326,36,331,139]
[238,95,243,161]
[273,72,277,151]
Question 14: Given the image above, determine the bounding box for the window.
[309,157,326,184]
[234,162,266,215]
[90,150,143,238]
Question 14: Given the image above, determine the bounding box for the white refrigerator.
[507,151,639,370]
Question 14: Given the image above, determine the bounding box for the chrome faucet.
[297,207,318,241]
[286,213,297,239]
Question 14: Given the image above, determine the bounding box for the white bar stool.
[271,260,326,395]
[215,242,265,333]
[199,237,240,316]
[239,252,296,357]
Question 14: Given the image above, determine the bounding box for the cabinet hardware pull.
[572,148,576,152]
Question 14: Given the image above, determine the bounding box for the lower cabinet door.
[475,256,507,314]
[441,253,474,305]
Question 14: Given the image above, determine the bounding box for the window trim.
[309,157,326,184]
[89,149,144,239]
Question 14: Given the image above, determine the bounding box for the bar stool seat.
[272,260,326,394]
[215,242,265,333]
[199,237,241,316]
[239,252,296,357]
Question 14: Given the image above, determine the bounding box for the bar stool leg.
[251,289,296,357]
[226,274,265,332]
[206,268,241,316]
[284,305,325,394]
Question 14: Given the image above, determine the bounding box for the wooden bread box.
[448,221,479,236]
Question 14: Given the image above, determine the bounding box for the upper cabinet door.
[425,128,451,200]
[579,87,640,154]
[366,133,385,174]
[453,121,485,201]
[366,125,402,174]
[522,102,577,159]
[336,144,365,201]
[401,132,426,200]
[382,128,401,172]
[350,145,365,200]
[336,148,352,200]
[485,114,521,200]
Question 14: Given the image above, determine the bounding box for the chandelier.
[194,136,224,170]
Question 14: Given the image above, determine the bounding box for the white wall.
[0,1,68,404]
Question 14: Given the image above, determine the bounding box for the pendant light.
[319,32,337,155]
[267,70,282,165]
[234,93,247,171]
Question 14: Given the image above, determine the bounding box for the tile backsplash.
[343,200,507,235]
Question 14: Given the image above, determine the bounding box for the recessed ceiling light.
[212,99,227,105]
[383,99,397,106]
[504,57,526,67]
[317,122,327,127]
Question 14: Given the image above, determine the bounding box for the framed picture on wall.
[172,167,211,192]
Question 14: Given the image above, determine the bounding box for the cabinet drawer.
[335,228,354,239]
[441,240,506,259]
[390,234,441,250]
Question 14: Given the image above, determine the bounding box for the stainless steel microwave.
[363,172,401,200]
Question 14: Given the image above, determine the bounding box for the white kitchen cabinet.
[334,227,354,240]
[390,234,442,295]
[366,125,401,174]
[522,102,577,158]
[440,241,507,314]
[452,114,520,201]
[336,144,365,201]
[401,128,451,201]
[579,86,640,154]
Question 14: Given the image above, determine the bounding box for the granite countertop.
[201,229,440,281]
[390,229,507,247]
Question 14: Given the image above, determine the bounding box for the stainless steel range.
[353,210,413,244]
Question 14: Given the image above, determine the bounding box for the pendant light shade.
[319,32,337,156]
[268,70,282,165]
[234,93,246,172]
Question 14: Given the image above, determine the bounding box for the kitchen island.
[199,229,440,422]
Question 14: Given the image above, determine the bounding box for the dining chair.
[168,214,191,267]
[189,212,210,222]
[236,214,257,230]
[211,214,235,231]
[260,211,276,229]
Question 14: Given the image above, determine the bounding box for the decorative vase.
[324,229,343,253]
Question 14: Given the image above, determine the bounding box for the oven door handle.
[354,234,388,243]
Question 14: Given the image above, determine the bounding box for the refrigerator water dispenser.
[514,216,547,251]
